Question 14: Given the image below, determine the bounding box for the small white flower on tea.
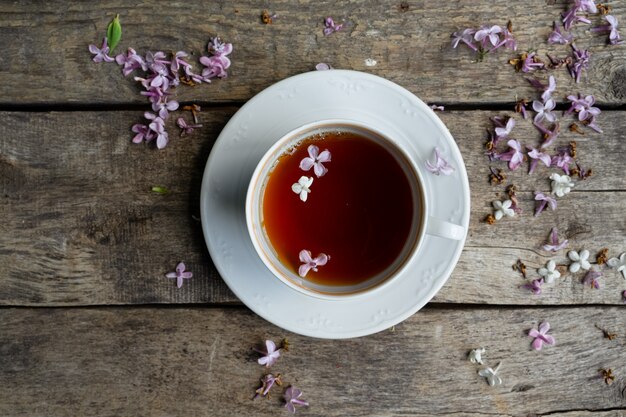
[538,260,561,284]
[364,58,377,67]
[550,173,575,197]
[607,252,626,279]
[292,176,313,202]
[568,249,591,273]
[478,362,503,387]
[468,347,486,365]
[492,199,515,220]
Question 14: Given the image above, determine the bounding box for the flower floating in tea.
[291,176,314,202]
[425,147,454,176]
[299,145,331,177]
[568,249,591,273]
[298,250,329,278]
[528,322,556,350]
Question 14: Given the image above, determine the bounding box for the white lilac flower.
[550,173,574,197]
[568,249,591,273]
[538,260,561,284]
[291,176,313,202]
[468,348,486,365]
[478,362,503,386]
[607,253,626,279]
[492,200,515,220]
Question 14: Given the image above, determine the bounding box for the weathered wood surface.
[0,306,624,416]
[0,1,625,106]
[1,110,624,306]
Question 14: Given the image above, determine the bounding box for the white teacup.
[246,120,465,299]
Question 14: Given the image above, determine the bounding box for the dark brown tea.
[261,129,416,287]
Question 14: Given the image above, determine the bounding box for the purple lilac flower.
[566,94,601,121]
[533,98,556,124]
[548,22,573,45]
[323,16,344,36]
[115,47,147,76]
[131,123,155,144]
[298,250,329,277]
[88,37,115,63]
[529,322,555,350]
[253,374,281,399]
[451,28,478,51]
[425,147,455,175]
[562,1,594,31]
[300,145,332,177]
[590,15,622,45]
[255,340,281,367]
[176,117,202,136]
[534,121,560,149]
[284,386,309,414]
[170,51,191,73]
[543,227,569,252]
[522,278,544,295]
[474,25,503,47]
[568,44,590,83]
[528,147,551,174]
[165,262,193,288]
[145,112,168,149]
[491,27,517,51]
[551,149,574,175]
[497,139,525,171]
[495,117,515,139]
[534,192,557,216]
[522,52,545,73]
[583,270,602,289]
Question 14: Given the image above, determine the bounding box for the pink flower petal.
[299,157,315,171]
[531,338,544,350]
[266,340,277,353]
[528,329,540,338]
[538,321,550,334]
[542,334,556,345]
[299,250,313,264]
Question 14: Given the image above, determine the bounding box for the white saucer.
[200,70,470,339]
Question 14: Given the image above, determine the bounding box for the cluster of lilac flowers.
[89,37,232,149]
[451,23,516,59]
[253,339,309,413]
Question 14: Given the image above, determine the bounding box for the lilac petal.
[531,338,544,350]
[542,334,556,345]
[528,328,540,338]
[299,250,314,264]
[299,157,315,171]
[258,356,271,366]
[313,162,327,178]
[298,263,313,278]
[314,253,329,266]
[88,44,100,54]
[181,272,193,279]
[286,402,296,414]
[317,149,331,163]
[156,132,169,149]
[176,277,184,288]
[538,321,550,335]
[266,340,277,353]
[176,262,186,273]
[165,272,177,279]
[307,145,320,159]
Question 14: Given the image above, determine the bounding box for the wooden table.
[1,1,625,416]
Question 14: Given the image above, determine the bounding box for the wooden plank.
[1,110,624,306]
[0,306,624,416]
[0,1,625,105]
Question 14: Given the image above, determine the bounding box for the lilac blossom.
[323,16,344,36]
[543,227,568,252]
[528,322,555,350]
[566,94,600,121]
[548,22,573,45]
[551,150,574,175]
[542,76,556,102]
[534,121,560,149]
[528,147,551,174]
[115,47,147,76]
[534,192,557,216]
[176,117,202,136]
[568,44,590,83]
[89,37,115,63]
[568,249,591,273]
[497,139,525,170]
[315,62,332,71]
[131,123,155,144]
[495,117,515,139]
[561,1,594,31]
[451,28,477,51]
[254,373,282,399]
[533,98,556,124]
[298,250,329,277]
[165,262,193,288]
[478,363,503,386]
[491,27,517,51]
[170,51,191,73]
[607,253,626,279]
[145,112,169,149]
[521,52,545,73]
[153,97,179,119]
[474,25,503,47]
[292,176,313,202]
[284,386,309,414]
[299,145,331,177]
[430,104,445,111]
[522,278,544,295]
[583,270,602,289]
[255,340,281,367]
[425,147,455,176]
[591,15,622,45]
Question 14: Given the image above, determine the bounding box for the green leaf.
[106,14,122,52]
[151,186,169,195]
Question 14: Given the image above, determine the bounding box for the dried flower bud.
[597,3,612,14]
[596,248,609,265]
[569,123,585,135]
[261,10,273,24]
[512,259,527,278]
[485,214,496,225]
[489,167,506,185]
[599,368,615,385]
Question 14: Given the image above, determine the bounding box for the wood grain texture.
[1,110,624,306]
[0,306,624,417]
[0,1,625,105]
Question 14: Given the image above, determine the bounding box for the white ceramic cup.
[246,119,465,299]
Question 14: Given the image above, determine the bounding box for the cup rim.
[245,119,428,300]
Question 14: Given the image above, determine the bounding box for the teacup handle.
[426,216,465,240]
